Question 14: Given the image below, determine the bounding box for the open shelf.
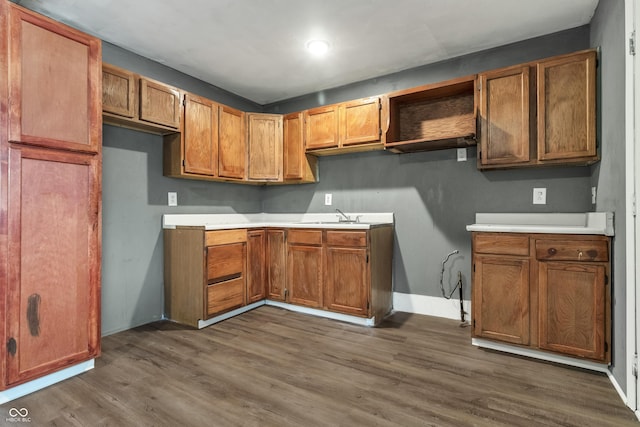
[384,75,477,153]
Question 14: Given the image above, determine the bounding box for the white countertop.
[162,212,394,230]
[466,212,614,236]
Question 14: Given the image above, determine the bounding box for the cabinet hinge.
[182,159,185,167]
[182,96,187,107]
[379,128,382,137]
[605,341,609,353]
[477,81,482,91]
[630,31,636,56]
[6,337,16,357]
[473,319,476,328]
[633,354,638,378]
[366,254,369,263]
[378,102,382,111]
[367,301,370,310]
[284,288,288,299]
[473,263,476,273]
[604,275,609,286]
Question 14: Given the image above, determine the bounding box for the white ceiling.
[15,0,600,105]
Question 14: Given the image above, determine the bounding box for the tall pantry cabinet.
[0,1,102,390]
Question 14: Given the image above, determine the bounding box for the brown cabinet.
[324,231,369,316]
[283,112,318,183]
[287,229,324,308]
[164,228,248,327]
[247,113,282,181]
[305,96,384,155]
[182,94,219,177]
[247,230,267,303]
[385,76,477,153]
[8,3,101,154]
[218,105,246,180]
[478,49,598,169]
[471,232,610,363]
[1,1,102,389]
[267,229,287,301]
[102,63,181,135]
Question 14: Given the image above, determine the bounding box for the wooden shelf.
[385,75,477,153]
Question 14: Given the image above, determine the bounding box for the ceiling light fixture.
[306,39,330,56]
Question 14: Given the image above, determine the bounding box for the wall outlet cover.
[168,192,178,206]
[457,148,467,162]
[533,188,546,205]
[324,193,332,206]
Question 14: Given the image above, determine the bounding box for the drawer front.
[325,230,367,247]
[205,229,247,246]
[474,233,529,256]
[207,242,245,282]
[287,229,323,245]
[207,277,244,316]
[535,239,609,262]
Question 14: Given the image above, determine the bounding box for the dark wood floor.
[1,306,637,426]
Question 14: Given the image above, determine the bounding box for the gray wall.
[101,44,265,335]
[590,0,627,393]
[263,28,593,300]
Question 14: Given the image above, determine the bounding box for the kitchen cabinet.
[287,229,324,308]
[102,63,181,135]
[247,113,282,181]
[305,96,385,155]
[283,112,318,183]
[385,75,477,153]
[324,231,369,316]
[164,228,248,328]
[267,229,287,301]
[218,105,246,180]
[472,233,530,345]
[8,2,101,154]
[478,49,598,169]
[0,0,102,389]
[182,93,218,176]
[471,232,610,363]
[247,229,267,303]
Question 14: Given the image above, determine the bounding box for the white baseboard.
[393,292,470,322]
[0,359,94,404]
[198,300,266,329]
[607,370,628,407]
[265,300,376,326]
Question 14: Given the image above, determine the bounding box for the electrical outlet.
[533,188,546,205]
[168,192,178,206]
[324,193,332,206]
[592,187,597,204]
[457,148,467,162]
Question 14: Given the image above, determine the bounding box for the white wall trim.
[0,360,94,404]
[197,300,266,329]
[265,300,376,326]
[393,292,470,323]
[609,370,629,407]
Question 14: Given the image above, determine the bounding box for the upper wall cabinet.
[384,75,477,153]
[247,113,283,181]
[283,112,318,183]
[8,4,101,153]
[305,96,385,155]
[102,63,181,135]
[478,49,598,169]
[218,105,246,180]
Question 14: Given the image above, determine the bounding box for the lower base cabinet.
[164,225,394,327]
[471,232,610,363]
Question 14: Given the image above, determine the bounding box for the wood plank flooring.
[1,306,637,426]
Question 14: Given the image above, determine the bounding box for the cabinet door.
[183,94,218,176]
[139,78,181,129]
[305,105,339,150]
[283,112,305,180]
[538,262,606,361]
[537,51,596,162]
[341,97,381,147]
[247,113,283,181]
[287,244,323,308]
[473,255,530,345]
[8,3,101,153]
[247,230,266,303]
[267,229,286,301]
[325,247,369,316]
[6,147,100,386]
[218,105,246,179]
[102,63,136,118]
[478,65,531,166]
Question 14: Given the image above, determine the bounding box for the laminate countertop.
[466,212,614,236]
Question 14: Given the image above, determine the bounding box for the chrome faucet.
[335,208,351,222]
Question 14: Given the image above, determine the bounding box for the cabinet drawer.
[535,239,608,262]
[326,231,367,247]
[207,277,244,316]
[205,229,247,246]
[206,242,245,282]
[474,233,529,256]
[287,229,323,245]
